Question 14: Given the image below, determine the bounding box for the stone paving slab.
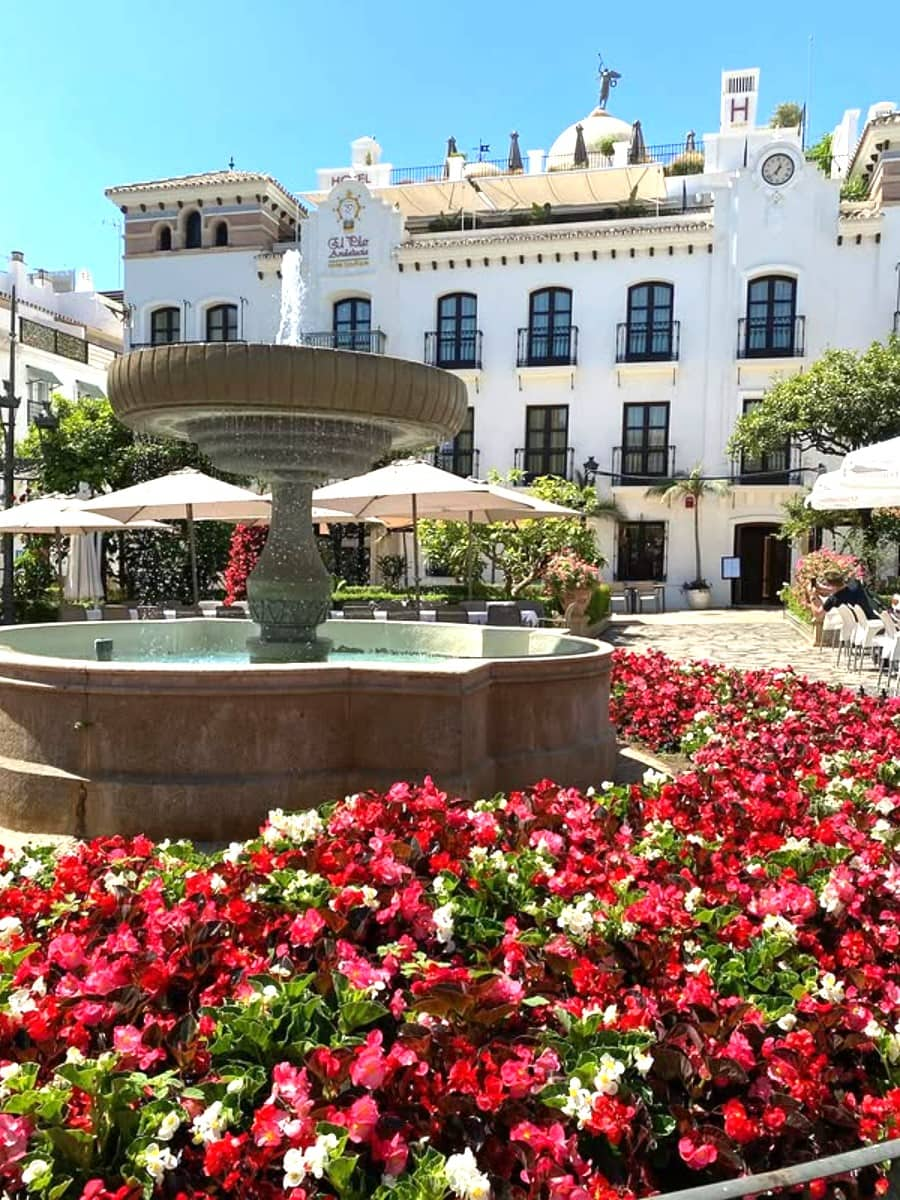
[604,608,883,691]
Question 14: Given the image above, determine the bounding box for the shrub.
[223,523,268,605]
[666,151,705,176]
[787,547,865,618]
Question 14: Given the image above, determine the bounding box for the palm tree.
[645,467,730,589]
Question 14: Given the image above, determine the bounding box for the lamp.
[582,455,599,486]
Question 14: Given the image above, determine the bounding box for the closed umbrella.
[507,131,524,173]
[64,533,103,604]
[315,461,578,600]
[84,468,271,604]
[573,123,589,168]
[628,120,646,165]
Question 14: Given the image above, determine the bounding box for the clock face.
[761,152,796,186]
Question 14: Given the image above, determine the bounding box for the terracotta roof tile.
[105,170,302,210]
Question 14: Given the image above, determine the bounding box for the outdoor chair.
[485,605,521,627]
[459,601,487,614]
[835,605,857,668]
[343,605,376,620]
[436,608,469,623]
[850,604,880,673]
[632,583,662,613]
[819,609,842,651]
[876,611,900,690]
[609,584,631,615]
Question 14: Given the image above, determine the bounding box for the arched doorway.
[733,524,790,605]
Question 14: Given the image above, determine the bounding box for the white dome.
[548,108,634,162]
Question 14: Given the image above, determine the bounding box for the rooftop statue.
[597,54,621,110]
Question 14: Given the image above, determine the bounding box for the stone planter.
[563,587,593,635]
[684,588,711,611]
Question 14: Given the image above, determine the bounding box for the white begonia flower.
[283,1147,308,1189]
[561,1077,595,1128]
[157,1110,183,1142]
[65,1047,85,1064]
[0,915,23,945]
[18,858,43,880]
[593,1052,625,1096]
[871,819,893,843]
[265,808,323,845]
[432,902,456,947]
[762,913,798,942]
[817,972,846,1004]
[208,873,226,893]
[21,1159,50,1187]
[361,885,378,907]
[874,797,895,815]
[103,870,129,892]
[777,1012,797,1032]
[302,1132,339,1180]
[222,842,244,864]
[556,894,595,939]
[469,846,488,863]
[819,876,845,915]
[445,1147,491,1200]
[191,1100,228,1145]
[642,768,668,788]
[7,987,36,1018]
[226,1077,245,1094]
[140,1142,179,1183]
[683,887,702,913]
[633,1048,654,1075]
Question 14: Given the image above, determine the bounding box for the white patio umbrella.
[841,436,900,480]
[314,460,579,599]
[83,468,273,604]
[0,497,169,597]
[807,436,900,511]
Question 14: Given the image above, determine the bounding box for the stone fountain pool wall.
[0,621,615,841]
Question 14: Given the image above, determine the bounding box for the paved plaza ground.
[605,607,881,690]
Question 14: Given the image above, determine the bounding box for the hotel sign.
[329,190,369,268]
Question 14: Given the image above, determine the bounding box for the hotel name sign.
[329,190,369,268]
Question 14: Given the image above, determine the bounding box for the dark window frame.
[150,306,181,345]
[184,210,202,250]
[436,293,478,367]
[333,297,372,350]
[436,407,475,476]
[621,402,671,479]
[744,274,797,356]
[214,221,228,247]
[524,404,570,478]
[206,303,238,342]
[157,226,172,252]
[617,521,667,581]
[527,287,573,365]
[738,398,792,482]
[625,282,674,361]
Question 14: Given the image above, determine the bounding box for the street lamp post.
[582,455,599,487]
[2,285,20,625]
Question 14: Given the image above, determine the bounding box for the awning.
[27,366,63,387]
[76,380,104,398]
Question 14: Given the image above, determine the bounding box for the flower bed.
[0,652,897,1198]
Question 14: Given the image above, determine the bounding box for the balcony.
[20,317,88,364]
[433,448,480,477]
[513,446,575,483]
[730,446,802,486]
[616,321,680,363]
[612,445,677,485]
[302,330,387,354]
[424,331,483,370]
[736,316,806,359]
[516,326,578,368]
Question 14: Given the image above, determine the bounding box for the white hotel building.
[107,68,900,608]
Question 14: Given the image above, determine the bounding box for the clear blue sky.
[2,0,896,290]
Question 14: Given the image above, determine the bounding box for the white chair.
[876,611,900,692]
[850,604,880,673]
[835,605,857,668]
[820,608,842,652]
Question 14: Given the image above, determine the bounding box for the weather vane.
[597,53,621,110]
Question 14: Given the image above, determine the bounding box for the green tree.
[418,475,620,597]
[18,394,234,603]
[771,102,803,128]
[805,132,833,176]
[645,467,731,588]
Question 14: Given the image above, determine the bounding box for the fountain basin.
[0,621,615,841]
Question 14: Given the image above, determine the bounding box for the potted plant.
[645,467,730,611]
[542,552,603,633]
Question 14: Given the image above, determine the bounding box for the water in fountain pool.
[276,248,305,346]
[101,647,455,666]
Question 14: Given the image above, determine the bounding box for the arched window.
[206,303,238,342]
[524,288,574,365]
[624,282,674,361]
[333,297,371,351]
[743,275,798,356]
[157,225,172,252]
[150,306,180,346]
[434,293,478,367]
[214,221,228,247]
[185,210,202,250]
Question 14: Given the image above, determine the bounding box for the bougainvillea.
[787,549,866,619]
[0,652,897,1198]
[223,523,268,605]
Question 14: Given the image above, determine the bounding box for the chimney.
[10,251,24,263]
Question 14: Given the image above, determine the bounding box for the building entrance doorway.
[733,524,790,605]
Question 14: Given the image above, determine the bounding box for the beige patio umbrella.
[0,497,169,597]
[315,460,579,600]
[83,468,273,604]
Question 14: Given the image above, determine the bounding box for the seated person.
[808,571,878,620]
[891,593,900,614]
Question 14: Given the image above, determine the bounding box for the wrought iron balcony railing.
[303,330,387,354]
[433,448,480,478]
[611,445,677,485]
[20,317,88,364]
[513,446,575,483]
[516,326,578,368]
[616,321,680,363]
[424,331,483,369]
[736,315,806,359]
